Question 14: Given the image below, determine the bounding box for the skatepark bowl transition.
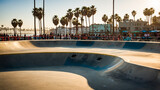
[0,40,160,90]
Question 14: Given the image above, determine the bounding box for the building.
[119,20,150,32]
[50,26,89,35]
[89,24,112,35]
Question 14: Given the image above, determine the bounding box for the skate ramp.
[0,40,160,90]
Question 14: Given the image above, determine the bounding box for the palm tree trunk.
[88,17,90,34]
[85,16,87,33]
[92,15,94,35]
[20,27,21,37]
[39,20,42,35]
[56,26,57,35]
[14,28,16,36]
[92,15,94,24]
[70,21,72,34]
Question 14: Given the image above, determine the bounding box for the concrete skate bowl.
[0,40,160,90]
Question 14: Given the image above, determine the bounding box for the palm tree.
[11,19,18,36]
[150,8,155,24]
[87,7,92,29]
[116,16,122,34]
[32,7,38,36]
[102,14,108,34]
[74,8,81,34]
[52,15,59,35]
[72,18,80,34]
[64,16,69,36]
[132,10,137,21]
[143,8,151,24]
[139,18,143,21]
[114,14,119,34]
[124,14,129,21]
[32,7,43,35]
[66,9,73,34]
[37,8,43,35]
[81,6,88,32]
[18,19,23,36]
[90,5,97,35]
[90,5,97,24]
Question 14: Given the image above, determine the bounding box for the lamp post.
[113,0,115,35]
[34,0,36,36]
[43,0,45,34]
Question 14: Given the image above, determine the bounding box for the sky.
[0,0,160,29]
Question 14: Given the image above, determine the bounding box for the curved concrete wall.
[30,41,160,53]
[0,53,159,83]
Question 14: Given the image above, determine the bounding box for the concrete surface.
[0,40,160,90]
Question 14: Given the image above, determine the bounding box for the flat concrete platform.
[0,40,160,90]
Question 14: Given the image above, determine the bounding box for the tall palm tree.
[74,8,81,34]
[52,15,59,35]
[66,9,73,34]
[11,19,18,36]
[18,19,23,36]
[90,5,97,35]
[32,7,38,36]
[72,18,80,34]
[37,8,43,35]
[32,7,43,35]
[102,14,108,34]
[132,10,137,21]
[116,16,122,34]
[87,7,92,28]
[80,13,84,34]
[81,6,88,32]
[90,5,97,24]
[64,16,69,36]
[143,8,151,24]
[114,14,119,34]
[150,8,155,24]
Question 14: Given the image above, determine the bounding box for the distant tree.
[11,19,18,36]
[90,5,97,35]
[87,7,92,29]
[132,10,137,21]
[18,19,23,36]
[64,16,69,36]
[66,9,73,34]
[32,8,38,36]
[102,14,108,34]
[116,16,122,33]
[74,8,81,34]
[32,7,43,35]
[150,8,155,24]
[143,8,151,24]
[90,5,97,24]
[124,14,129,21]
[81,6,88,31]
[52,15,59,35]
[72,18,80,34]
